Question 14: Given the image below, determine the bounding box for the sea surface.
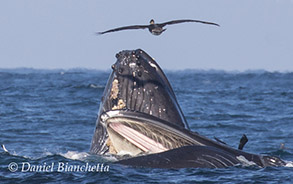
[0,68,292,183]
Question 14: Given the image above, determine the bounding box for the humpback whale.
[90,49,286,168]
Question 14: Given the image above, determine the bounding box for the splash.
[60,151,90,161]
[89,84,103,89]
[1,144,20,157]
[285,161,293,167]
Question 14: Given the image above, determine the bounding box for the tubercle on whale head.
[111,49,161,80]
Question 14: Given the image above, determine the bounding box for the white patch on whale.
[148,62,157,69]
[236,155,258,166]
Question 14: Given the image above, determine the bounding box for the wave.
[1,144,118,164]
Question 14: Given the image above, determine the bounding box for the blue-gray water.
[0,69,292,183]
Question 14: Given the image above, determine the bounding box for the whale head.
[90,49,190,156]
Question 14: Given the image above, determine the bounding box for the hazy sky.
[1,0,292,71]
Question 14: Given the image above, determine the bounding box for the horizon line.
[1,67,293,74]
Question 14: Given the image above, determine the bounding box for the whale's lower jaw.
[94,110,202,157]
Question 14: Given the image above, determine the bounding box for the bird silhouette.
[97,19,219,36]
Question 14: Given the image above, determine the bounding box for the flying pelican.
[97,19,219,36]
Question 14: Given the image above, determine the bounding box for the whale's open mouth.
[107,121,168,155]
[101,111,198,156]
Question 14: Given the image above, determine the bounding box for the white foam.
[1,144,28,158]
[103,154,118,162]
[89,84,102,89]
[61,151,89,161]
[117,150,134,156]
[285,161,293,167]
[42,151,54,156]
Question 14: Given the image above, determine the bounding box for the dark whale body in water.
[90,49,286,168]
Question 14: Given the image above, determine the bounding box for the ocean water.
[0,69,292,183]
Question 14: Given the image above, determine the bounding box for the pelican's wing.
[97,25,149,35]
[159,19,220,27]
